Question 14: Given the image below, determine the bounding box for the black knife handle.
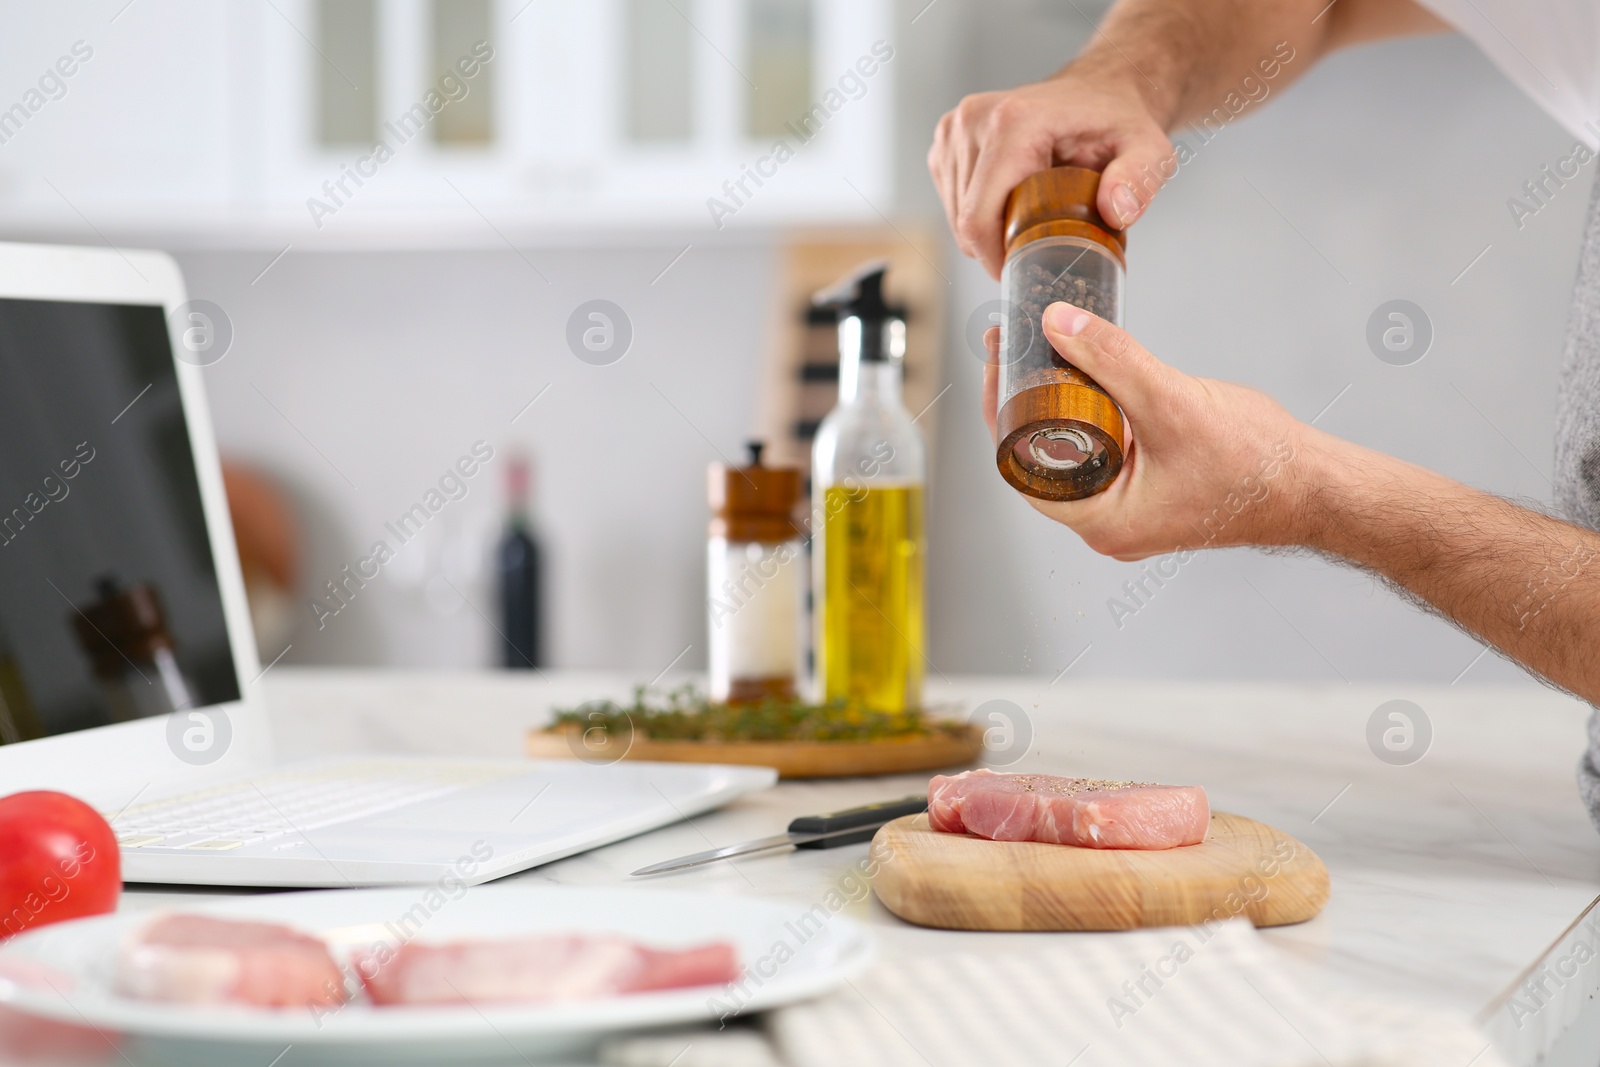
[789,795,928,849]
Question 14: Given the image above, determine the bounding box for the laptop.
[0,241,774,888]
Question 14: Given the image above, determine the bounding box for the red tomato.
[0,791,120,940]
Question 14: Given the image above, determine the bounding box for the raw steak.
[358,935,739,1006]
[116,914,346,1008]
[928,769,1209,849]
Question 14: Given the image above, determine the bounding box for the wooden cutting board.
[525,724,986,779]
[869,813,1329,931]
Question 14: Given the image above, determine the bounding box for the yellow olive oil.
[819,484,924,712]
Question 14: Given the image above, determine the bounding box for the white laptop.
[0,241,774,888]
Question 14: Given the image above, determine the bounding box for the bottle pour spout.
[812,259,905,366]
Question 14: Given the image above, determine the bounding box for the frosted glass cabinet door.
[432,0,495,145]
[746,0,812,139]
[625,0,693,143]
[316,0,378,147]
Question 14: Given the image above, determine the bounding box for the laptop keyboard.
[107,760,525,851]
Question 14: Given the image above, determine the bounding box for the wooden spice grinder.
[994,165,1127,501]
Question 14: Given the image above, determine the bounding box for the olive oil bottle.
[812,262,926,712]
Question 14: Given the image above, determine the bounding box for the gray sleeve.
[1555,144,1600,835]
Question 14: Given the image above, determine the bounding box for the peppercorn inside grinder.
[995,165,1126,500]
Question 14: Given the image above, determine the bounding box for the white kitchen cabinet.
[0,2,235,221]
[0,0,897,244]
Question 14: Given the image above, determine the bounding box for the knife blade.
[631,794,928,877]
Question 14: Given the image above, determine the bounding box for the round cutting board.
[870,813,1329,931]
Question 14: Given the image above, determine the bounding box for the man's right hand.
[979,307,1319,560]
[928,68,1175,279]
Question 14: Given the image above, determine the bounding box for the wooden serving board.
[525,724,985,779]
[870,813,1328,931]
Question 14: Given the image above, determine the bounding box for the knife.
[630,795,928,877]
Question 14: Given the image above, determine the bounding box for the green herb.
[548,684,964,744]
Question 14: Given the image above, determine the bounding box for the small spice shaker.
[995,165,1126,500]
[706,442,803,705]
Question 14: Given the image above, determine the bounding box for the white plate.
[0,885,874,1064]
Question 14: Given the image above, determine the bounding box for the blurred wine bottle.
[497,454,543,669]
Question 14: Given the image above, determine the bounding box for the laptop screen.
[0,297,241,743]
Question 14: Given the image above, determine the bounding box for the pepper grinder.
[995,165,1127,501]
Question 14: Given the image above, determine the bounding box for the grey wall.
[11,0,1590,688]
[913,4,1590,688]
[184,242,781,677]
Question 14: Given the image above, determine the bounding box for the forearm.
[1299,433,1600,701]
[1070,0,1446,130]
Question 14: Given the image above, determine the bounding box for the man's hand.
[930,71,1174,279]
[982,306,1600,704]
[929,0,1446,280]
[981,304,1322,559]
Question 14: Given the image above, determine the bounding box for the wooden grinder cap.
[1004,166,1126,265]
[708,442,800,543]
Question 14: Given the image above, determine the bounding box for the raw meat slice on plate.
[928,769,1209,849]
[358,934,739,1006]
[116,914,346,1008]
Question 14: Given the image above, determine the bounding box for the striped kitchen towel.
[766,919,1505,1067]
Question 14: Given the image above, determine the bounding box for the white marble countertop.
[118,669,1600,1065]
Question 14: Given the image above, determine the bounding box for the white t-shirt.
[1411,6,1600,834]
[1414,0,1600,146]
